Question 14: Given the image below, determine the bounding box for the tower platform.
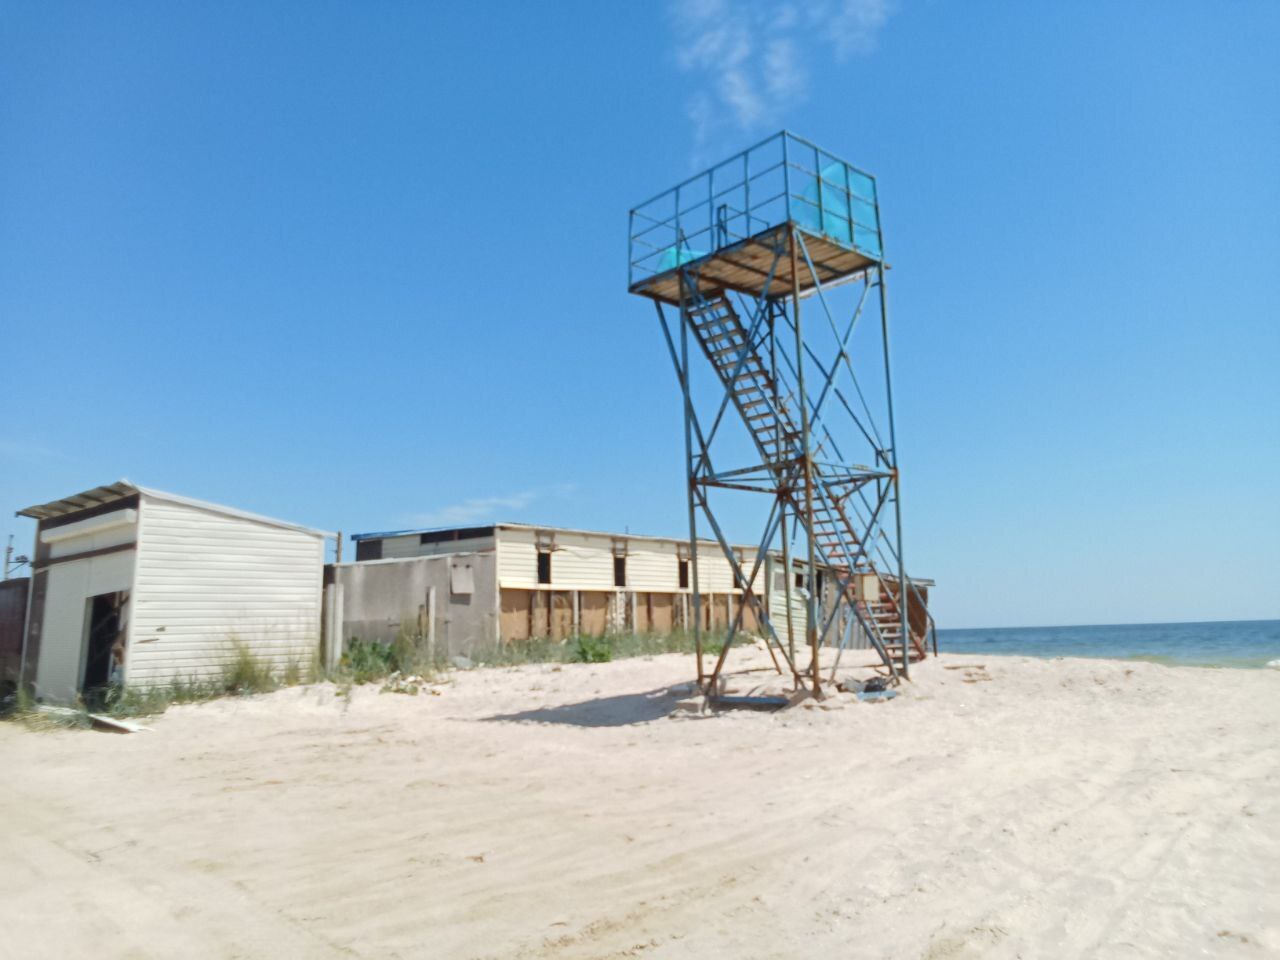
[628,131,883,305]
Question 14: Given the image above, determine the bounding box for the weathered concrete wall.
[333,553,497,660]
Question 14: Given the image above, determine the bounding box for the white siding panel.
[498,529,621,591]
[550,537,618,590]
[126,496,325,686]
[767,557,809,642]
[497,530,541,588]
[496,527,757,595]
[46,508,137,559]
[696,550,738,593]
[626,543,680,591]
[35,550,135,703]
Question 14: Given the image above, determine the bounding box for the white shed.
[17,481,332,703]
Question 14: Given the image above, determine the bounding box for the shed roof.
[16,480,334,539]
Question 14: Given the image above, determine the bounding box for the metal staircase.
[685,291,930,671]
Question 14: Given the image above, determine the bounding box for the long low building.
[17,481,332,702]
[337,522,929,657]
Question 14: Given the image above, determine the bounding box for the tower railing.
[628,131,883,292]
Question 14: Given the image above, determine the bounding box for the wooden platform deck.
[629,224,879,305]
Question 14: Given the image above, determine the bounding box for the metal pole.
[678,292,705,688]
[791,226,822,697]
[771,306,798,681]
[876,263,909,680]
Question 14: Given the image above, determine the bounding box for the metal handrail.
[628,131,882,288]
[740,302,935,659]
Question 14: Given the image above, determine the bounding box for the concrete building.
[338,522,935,663]
[336,522,834,656]
[17,481,332,702]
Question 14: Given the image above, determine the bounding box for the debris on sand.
[380,672,440,696]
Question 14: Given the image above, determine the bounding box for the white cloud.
[669,0,893,151]
[820,0,892,58]
[764,38,805,101]
[405,484,577,528]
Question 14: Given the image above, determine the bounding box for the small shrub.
[572,634,613,663]
[104,682,174,717]
[341,637,399,684]
[391,621,437,678]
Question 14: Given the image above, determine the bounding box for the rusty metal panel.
[0,578,29,690]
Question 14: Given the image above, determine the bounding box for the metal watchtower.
[628,131,935,696]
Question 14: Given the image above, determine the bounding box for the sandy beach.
[1,651,1276,959]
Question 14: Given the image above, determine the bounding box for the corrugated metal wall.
[376,533,496,560]
[126,496,325,686]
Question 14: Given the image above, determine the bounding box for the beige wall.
[495,526,754,594]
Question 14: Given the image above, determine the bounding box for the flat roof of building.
[350,521,752,549]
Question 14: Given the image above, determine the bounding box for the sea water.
[937,619,1280,670]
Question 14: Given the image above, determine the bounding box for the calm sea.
[938,619,1280,670]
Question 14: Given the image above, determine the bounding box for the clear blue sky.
[2,2,1277,628]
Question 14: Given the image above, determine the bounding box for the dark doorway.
[82,592,124,697]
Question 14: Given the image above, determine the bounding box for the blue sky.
[2,1,1277,628]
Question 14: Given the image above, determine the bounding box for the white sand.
[1,651,1276,959]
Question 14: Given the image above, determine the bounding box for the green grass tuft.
[571,634,613,663]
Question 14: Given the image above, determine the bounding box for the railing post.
[781,133,792,224]
[844,163,855,246]
[706,169,714,251]
[875,260,908,680]
[790,225,822,697]
[676,282,705,689]
[674,185,681,262]
[814,145,824,236]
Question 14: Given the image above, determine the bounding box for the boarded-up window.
[678,559,689,589]
[613,556,627,587]
[536,551,552,585]
[451,562,474,595]
[355,538,382,561]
